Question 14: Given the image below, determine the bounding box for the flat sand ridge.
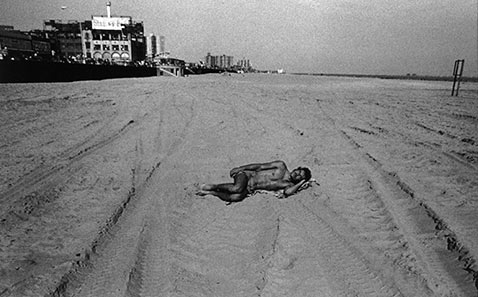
[0,74,477,296]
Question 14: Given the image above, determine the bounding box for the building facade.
[43,20,83,60]
[205,52,234,69]
[0,26,33,59]
[159,36,165,55]
[237,58,251,70]
[1,3,147,64]
[146,33,157,59]
[0,25,51,60]
[82,15,145,63]
[40,2,145,63]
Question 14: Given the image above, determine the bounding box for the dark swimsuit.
[232,171,254,194]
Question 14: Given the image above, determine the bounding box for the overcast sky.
[2,0,477,76]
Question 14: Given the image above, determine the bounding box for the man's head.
[290,167,312,184]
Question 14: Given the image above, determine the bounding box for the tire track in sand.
[55,84,200,297]
[0,118,138,222]
[260,193,405,297]
[57,181,153,297]
[316,93,476,295]
[134,183,280,296]
[49,136,161,297]
[339,130,477,296]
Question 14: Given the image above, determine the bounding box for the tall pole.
[107,1,111,18]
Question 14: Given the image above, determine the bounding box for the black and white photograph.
[0,1,477,296]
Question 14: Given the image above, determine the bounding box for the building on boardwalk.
[42,20,84,61]
[0,25,34,59]
[0,25,52,61]
[1,1,146,64]
[81,1,146,64]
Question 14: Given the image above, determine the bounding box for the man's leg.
[196,172,249,202]
[197,190,246,203]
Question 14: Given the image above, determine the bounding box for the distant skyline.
[1,0,477,76]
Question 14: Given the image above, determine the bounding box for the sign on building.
[92,16,131,30]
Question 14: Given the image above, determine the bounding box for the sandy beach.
[0,74,477,296]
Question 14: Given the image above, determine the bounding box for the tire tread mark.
[0,120,137,219]
[48,163,161,297]
[341,128,478,296]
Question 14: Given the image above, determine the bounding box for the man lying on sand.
[196,160,312,203]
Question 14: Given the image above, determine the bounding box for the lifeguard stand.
[451,59,465,96]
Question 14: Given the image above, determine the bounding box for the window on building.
[101,33,109,40]
[93,44,101,50]
[85,42,91,49]
[102,44,110,51]
[121,44,129,51]
[111,34,120,41]
[93,33,101,40]
[112,44,119,51]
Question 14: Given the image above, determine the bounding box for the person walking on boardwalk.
[196,160,312,203]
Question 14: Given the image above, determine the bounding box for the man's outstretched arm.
[230,160,286,177]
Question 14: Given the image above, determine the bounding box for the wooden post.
[451,59,465,96]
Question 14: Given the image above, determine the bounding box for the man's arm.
[283,179,306,197]
[230,160,286,177]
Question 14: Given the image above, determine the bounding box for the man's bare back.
[196,160,311,203]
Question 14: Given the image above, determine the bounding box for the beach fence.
[451,59,465,96]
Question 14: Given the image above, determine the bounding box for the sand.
[0,74,477,297]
